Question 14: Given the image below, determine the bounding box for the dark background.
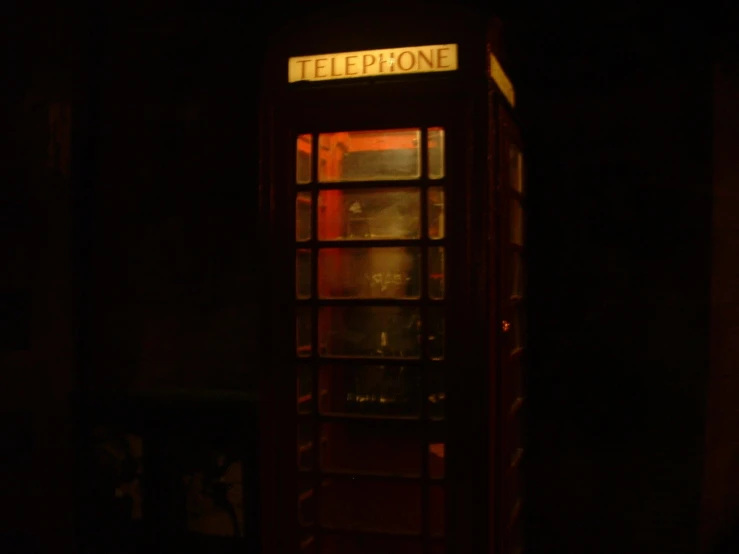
[2,0,738,553]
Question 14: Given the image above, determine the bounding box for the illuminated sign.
[490,53,515,108]
[288,44,458,83]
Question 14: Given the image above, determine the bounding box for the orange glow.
[347,132,417,152]
[297,135,311,155]
[300,131,439,157]
[429,443,445,458]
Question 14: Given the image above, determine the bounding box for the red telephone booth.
[260,9,526,554]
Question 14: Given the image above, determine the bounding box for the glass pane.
[428,368,445,420]
[510,198,523,245]
[318,129,421,182]
[298,422,315,470]
[296,249,312,299]
[510,446,524,472]
[319,365,421,418]
[428,187,445,239]
[322,535,422,554]
[430,543,445,554]
[318,307,421,358]
[511,250,524,299]
[318,247,420,299]
[320,422,422,476]
[300,534,317,553]
[429,246,445,299]
[428,127,445,179]
[509,351,524,401]
[507,404,523,460]
[297,307,312,357]
[430,485,445,537]
[513,303,525,350]
[509,496,523,531]
[508,504,524,552]
[321,479,421,534]
[297,365,313,414]
[508,517,524,554]
[318,188,420,241]
[429,442,445,479]
[297,134,312,184]
[297,192,312,242]
[298,480,316,527]
[509,444,523,474]
[427,307,445,360]
[509,143,523,194]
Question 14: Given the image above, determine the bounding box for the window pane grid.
[419,127,431,550]
[309,133,322,549]
[294,128,446,547]
[310,179,449,191]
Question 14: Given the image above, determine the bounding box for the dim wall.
[0,3,86,553]
[88,6,260,392]
[508,9,713,554]
[701,40,739,552]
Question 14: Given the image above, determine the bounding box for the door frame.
[260,79,490,553]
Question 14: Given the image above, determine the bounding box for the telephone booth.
[260,9,526,554]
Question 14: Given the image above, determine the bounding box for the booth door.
[291,114,450,554]
[498,105,526,554]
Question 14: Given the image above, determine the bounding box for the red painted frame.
[259,10,524,554]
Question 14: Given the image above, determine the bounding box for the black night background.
[1,1,738,553]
